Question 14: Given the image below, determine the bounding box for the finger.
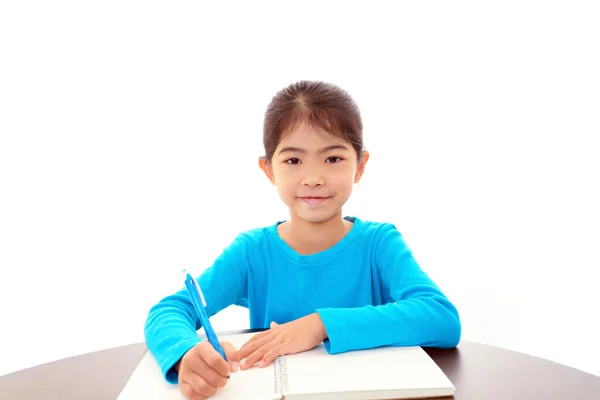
[259,341,288,368]
[240,337,282,370]
[186,374,218,398]
[240,331,275,360]
[197,380,218,398]
[179,379,206,400]
[187,357,228,388]
[240,333,274,363]
[220,341,241,372]
[194,342,230,378]
[239,330,270,352]
[270,321,279,328]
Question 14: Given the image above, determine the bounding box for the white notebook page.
[282,343,455,400]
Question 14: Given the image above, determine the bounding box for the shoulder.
[350,217,416,269]
[208,222,280,266]
[349,216,401,238]
[349,216,410,252]
[223,220,280,249]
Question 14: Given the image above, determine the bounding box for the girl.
[144,80,461,400]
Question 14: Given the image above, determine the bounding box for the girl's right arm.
[143,233,249,384]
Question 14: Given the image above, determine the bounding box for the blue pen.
[183,270,229,372]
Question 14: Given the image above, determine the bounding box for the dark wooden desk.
[1,330,600,399]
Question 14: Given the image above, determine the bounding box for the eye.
[325,156,343,164]
[285,158,301,165]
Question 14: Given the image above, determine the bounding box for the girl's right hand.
[177,341,240,400]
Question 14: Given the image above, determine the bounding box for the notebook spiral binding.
[273,355,289,394]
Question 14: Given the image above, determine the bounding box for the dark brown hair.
[262,80,364,163]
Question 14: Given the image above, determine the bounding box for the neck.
[280,210,352,255]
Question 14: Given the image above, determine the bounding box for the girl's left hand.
[238,313,328,370]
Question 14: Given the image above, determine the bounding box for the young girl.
[144,80,461,400]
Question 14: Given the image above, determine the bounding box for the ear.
[354,151,370,183]
[258,156,276,185]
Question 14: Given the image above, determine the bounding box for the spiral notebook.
[117,332,455,400]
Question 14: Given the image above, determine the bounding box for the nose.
[302,168,325,188]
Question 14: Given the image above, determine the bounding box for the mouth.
[299,196,330,204]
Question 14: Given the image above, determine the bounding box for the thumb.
[270,321,279,328]
[221,341,241,372]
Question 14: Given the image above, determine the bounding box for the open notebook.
[117,332,455,400]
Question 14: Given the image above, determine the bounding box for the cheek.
[274,169,297,192]
[329,167,356,186]
[272,166,286,182]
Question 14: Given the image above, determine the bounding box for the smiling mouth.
[299,197,330,204]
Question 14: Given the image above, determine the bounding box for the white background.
[1,1,599,379]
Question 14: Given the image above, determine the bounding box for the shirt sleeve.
[143,234,249,384]
[316,224,461,354]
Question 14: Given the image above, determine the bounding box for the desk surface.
[2,331,600,400]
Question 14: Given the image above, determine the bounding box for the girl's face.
[260,122,368,224]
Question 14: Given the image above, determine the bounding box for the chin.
[294,209,341,224]
[299,216,330,224]
[286,197,347,224]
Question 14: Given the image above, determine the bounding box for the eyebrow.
[277,144,350,156]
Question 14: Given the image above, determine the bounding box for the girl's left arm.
[316,224,461,354]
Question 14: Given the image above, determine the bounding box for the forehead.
[277,122,348,148]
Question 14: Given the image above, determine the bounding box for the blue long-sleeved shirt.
[144,216,461,383]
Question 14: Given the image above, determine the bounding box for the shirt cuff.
[157,337,202,384]
[316,308,350,354]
